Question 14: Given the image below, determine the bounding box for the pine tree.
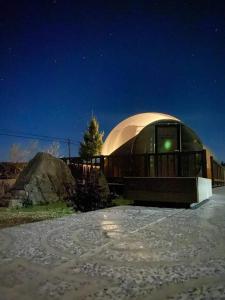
[79,116,104,160]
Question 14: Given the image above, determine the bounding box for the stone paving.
[0,187,225,300]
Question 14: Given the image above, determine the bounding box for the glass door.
[155,124,181,176]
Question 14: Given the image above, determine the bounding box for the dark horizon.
[0,0,224,161]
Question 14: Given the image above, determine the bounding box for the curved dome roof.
[102,112,180,155]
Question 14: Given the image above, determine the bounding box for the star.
[82,56,86,60]
[214,28,219,33]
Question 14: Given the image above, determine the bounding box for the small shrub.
[72,171,112,212]
[22,197,33,208]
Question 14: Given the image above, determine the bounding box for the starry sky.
[0,0,225,160]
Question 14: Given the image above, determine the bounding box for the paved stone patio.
[0,187,225,300]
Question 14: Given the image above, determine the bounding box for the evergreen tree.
[79,116,104,160]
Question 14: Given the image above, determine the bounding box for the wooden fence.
[102,151,207,179]
[64,150,209,178]
[63,150,225,188]
[210,157,225,186]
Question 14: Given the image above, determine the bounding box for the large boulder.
[9,152,75,207]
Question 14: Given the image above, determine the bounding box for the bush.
[22,196,33,208]
[71,170,112,212]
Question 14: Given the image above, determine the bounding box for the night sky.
[0,0,225,160]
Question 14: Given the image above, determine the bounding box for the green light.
[164,139,172,151]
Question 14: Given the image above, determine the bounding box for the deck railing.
[62,150,225,187]
[101,151,207,179]
[63,150,210,179]
[210,157,225,186]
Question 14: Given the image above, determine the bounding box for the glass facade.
[132,120,203,155]
[107,119,204,178]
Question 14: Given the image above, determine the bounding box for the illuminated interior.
[102,112,180,155]
[102,112,203,156]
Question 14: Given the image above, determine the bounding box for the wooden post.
[202,149,207,178]
[144,154,149,177]
[177,152,181,177]
[210,156,214,187]
[155,153,158,177]
[100,155,104,174]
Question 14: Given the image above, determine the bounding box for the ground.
[0,187,225,299]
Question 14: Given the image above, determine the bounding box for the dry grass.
[0,202,74,229]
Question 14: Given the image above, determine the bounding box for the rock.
[8,198,23,209]
[9,152,76,207]
[0,179,16,206]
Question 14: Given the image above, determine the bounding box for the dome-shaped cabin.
[68,112,224,203]
[102,112,203,156]
[102,112,206,178]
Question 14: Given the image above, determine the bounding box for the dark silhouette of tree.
[79,116,104,160]
[71,170,112,212]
